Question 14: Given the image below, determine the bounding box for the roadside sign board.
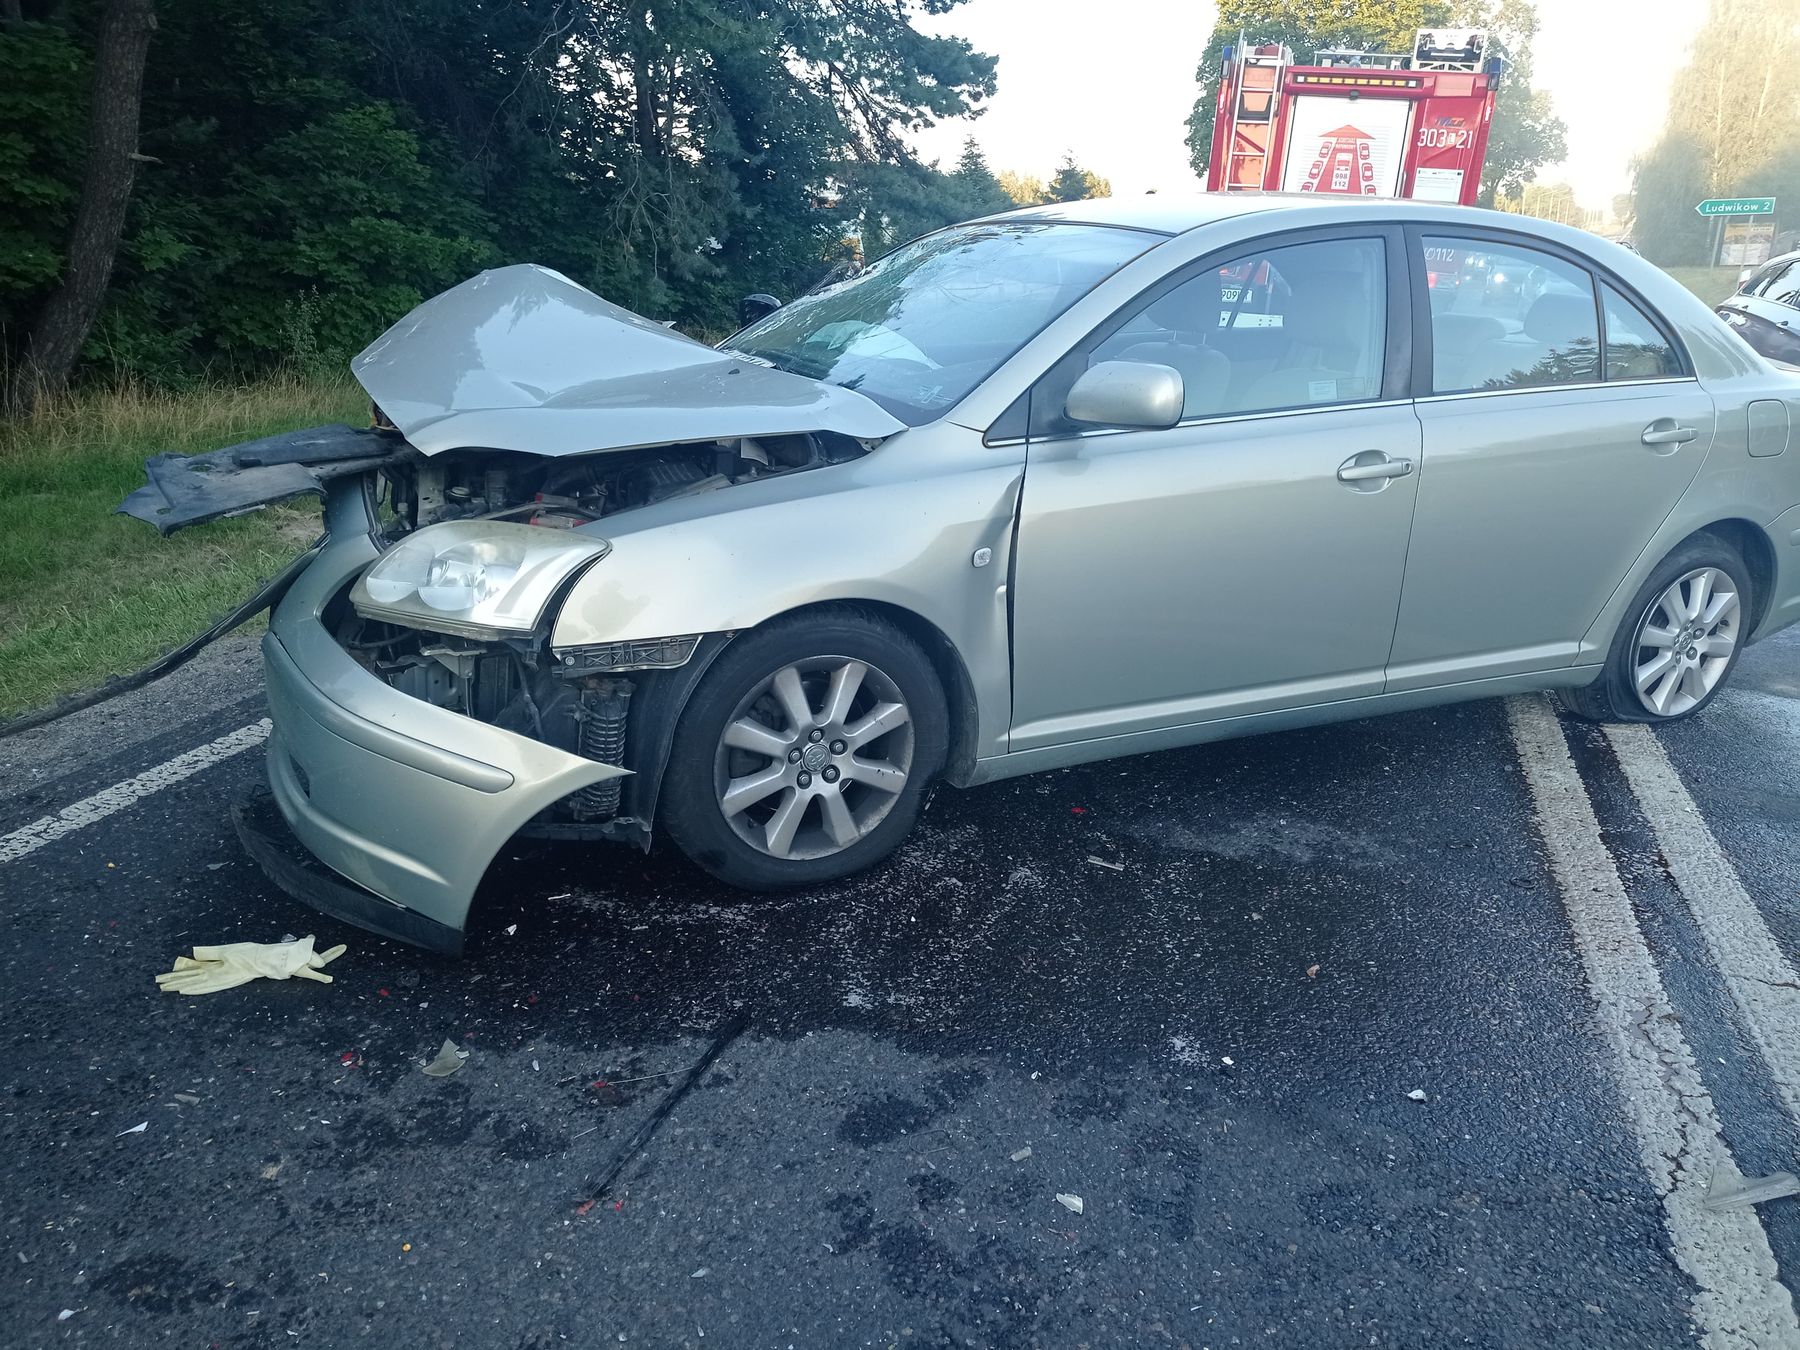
[1721,216,1776,266]
[1696,197,1775,216]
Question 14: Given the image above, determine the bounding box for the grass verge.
[0,374,367,719]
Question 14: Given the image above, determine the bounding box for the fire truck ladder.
[1220,37,1288,191]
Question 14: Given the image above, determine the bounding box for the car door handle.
[1641,421,1698,447]
[1336,454,1414,483]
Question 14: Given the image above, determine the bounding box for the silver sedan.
[126,195,1800,953]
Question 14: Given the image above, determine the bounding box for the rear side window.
[1764,260,1800,308]
[1085,235,1387,420]
[1742,259,1786,296]
[1602,284,1681,379]
[1422,236,1598,393]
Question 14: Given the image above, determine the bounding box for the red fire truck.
[1204,28,1500,207]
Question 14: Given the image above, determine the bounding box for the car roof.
[985,192,1566,238]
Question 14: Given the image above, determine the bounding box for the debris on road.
[505,924,518,936]
[690,1267,709,1278]
[422,1040,469,1078]
[1306,964,1320,979]
[116,1121,147,1137]
[1085,855,1124,871]
[155,936,347,994]
[1406,1089,1429,1102]
[1704,1168,1800,1211]
[172,1093,200,1105]
[58,1309,76,1321]
[1011,1147,1033,1162]
[1055,1193,1084,1214]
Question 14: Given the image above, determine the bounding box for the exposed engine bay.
[376,427,869,533]
[336,610,644,828]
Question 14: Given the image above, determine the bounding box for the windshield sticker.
[1308,378,1338,401]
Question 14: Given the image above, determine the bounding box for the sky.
[909,0,1712,210]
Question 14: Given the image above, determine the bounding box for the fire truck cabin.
[1205,29,1501,207]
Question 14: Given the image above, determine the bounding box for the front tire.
[661,610,948,889]
[1560,534,1751,723]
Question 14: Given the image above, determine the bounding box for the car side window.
[1422,236,1599,393]
[1602,284,1681,379]
[1085,236,1387,422]
[1765,260,1800,308]
[1743,260,1785,296]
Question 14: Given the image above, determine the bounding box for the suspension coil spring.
[575,678,633,818]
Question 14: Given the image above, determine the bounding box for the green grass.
[1661,266,1742,307]
[0,374,368,719]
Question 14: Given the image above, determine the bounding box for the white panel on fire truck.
[1412,167,1464,203]
[1279,96,1410,197]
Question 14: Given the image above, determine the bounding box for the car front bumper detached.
[247,483,626,950]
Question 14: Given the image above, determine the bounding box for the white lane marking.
[0,720,271,865]
[1607,721,1800,1126]
[1506,696,1799,1348]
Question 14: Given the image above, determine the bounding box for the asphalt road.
[4,628,1800,1348]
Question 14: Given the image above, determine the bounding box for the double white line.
[1509,696,1800,1346]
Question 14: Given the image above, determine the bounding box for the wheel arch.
[623,598,981,842]
[741,598,981,786]
[1693,518,1777,638]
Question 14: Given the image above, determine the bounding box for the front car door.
[1389,228,1714,690]
[1008,228,1422,752]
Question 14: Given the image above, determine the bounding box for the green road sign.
[1696,197,1776,217]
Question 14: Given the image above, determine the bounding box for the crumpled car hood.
[353,263,905,456]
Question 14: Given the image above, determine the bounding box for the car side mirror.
[739,293,782,326]
[1064,360,1185,430]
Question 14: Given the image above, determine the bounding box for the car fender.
[551,427,1025,763]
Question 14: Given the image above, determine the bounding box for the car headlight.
[351,521,610,640]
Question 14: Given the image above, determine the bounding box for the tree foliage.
[1184,0,1564,206]
[0,0,1001,382]
[1629,0,1800,264]
[996,170,1046,206]
[1458,0,1565,203]
[1045,154,1111,203]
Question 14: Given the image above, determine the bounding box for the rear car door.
[1008,228,1422,751]
[1389,228,1713,690]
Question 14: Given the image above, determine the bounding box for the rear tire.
[1559,534,1751,723]
[661,609,948,889]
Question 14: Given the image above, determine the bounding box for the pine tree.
[1045,154,1110,203]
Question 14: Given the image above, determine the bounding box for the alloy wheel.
[1631,566,1741,717]
[712,656,914,860]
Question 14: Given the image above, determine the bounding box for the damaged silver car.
[124,196,1800,953]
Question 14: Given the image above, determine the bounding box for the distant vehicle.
[1718,250,1800,365]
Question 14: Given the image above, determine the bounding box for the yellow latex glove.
[155,936,347,995]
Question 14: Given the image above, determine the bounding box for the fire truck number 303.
[1418,126,1473,149]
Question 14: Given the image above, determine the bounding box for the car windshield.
[726,221,1155,424]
